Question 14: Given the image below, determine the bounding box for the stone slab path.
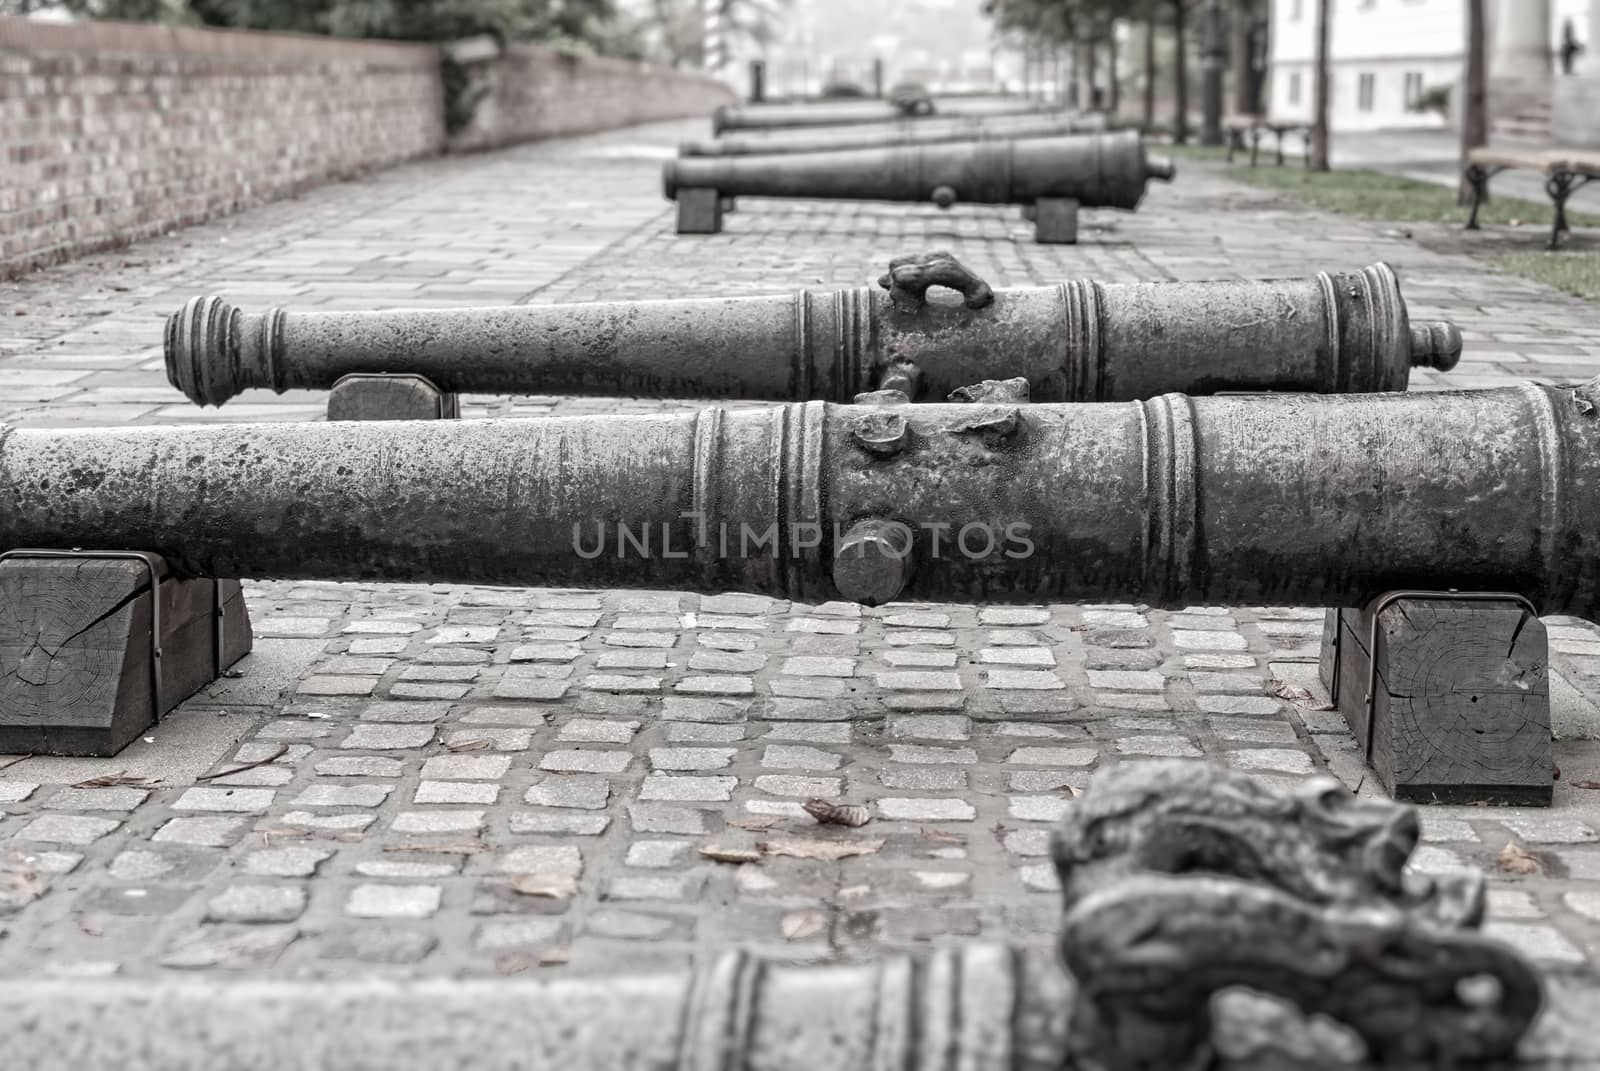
[3,119,1600,983]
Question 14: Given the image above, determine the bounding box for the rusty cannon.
[680,110,1109,158]
[663,130,1175,242]
[164,256,1461,410]
[4,379,1598,616]
[710,94,1053,135]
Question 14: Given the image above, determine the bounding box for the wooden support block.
[1318,596,1551,805]
[0,553,253,756]
[677,187,723,234]
[719,196,738,214]
[327,374,459,422]
[1034,198,1079,244]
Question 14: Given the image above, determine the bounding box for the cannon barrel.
[711,96,1053,134]
[5,381,1598,616]
[165,261,1461,407]
[664,131,1174,210]
[681,111,1109,157]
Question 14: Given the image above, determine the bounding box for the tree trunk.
[1230,0,1253,115]
[1309,0,1331,170]
[1107,20,1120,113]
[1144,15,1157,127]
[1173,0,1190,143]
[1459,0,1488,204]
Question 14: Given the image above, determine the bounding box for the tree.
[640,0,789,69]
[1459,0,1487,204]
[1309,0,1330,170]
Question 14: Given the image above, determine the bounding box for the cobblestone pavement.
[3,119,1600,982]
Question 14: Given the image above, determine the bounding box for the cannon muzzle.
[5,380,1595,615]
[164,260,1459,408]
[664,131,1172,211]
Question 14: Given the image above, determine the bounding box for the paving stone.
[540,749,633,774]
[1208,716,1299,743]
[887,745,977,765]
[788,618,859,635]
[348,637,410,655]
[985,670,1065,690]
[1197,695,1284,716]
[509,813,611,835]
[107,849,176,880]
[978,608,1052,626]
[346,884,443,919]
[1009,770,1089,792]
[427,626,500,644]
[43,785,150,812]
[524,777,611,810]
[626,841,690,868]
[760,745,842,771]
[978,647,1056,666]
[639,775,738,802]
[882,650,959,668]
[885,631,956,647]
[584,909,681,940]
[762,722,851,744]
[161,926,300,969]
[492,675,571,700]
[880,767,969,791]
[1227,749,1315,774]
[667,723,747,743]
[627,803,715,835]
[1115,736,1203,757]
[419,754,511,780]
[0,782,39,804]
[1009,796,1073,822]
[299,676,377,696]
[1172,630,1248,651]
[1082,611,1147,629]
[414,781,500,804]
[510,643,584,663]
[688,649,768,673]
[152,817,246,847]
[321,657,395,675]
[558,718,640,743]
[13,814,120,844]
[1086,670,1164,692]
[1003,829,1052,856]
[357,861,459,879]
[343,620,423,635]
[754,775,841,798]
[1482,922,1585,964]
[496,845,582,877]
[391,811,485,834]
[340,724,435,750]
[475,918,566,951]
[1006,747,1096,767]
[276,812,376,833]
[244,847,334,878]
[1020,864,1061,892]
[293,784,393,807]
[661,697,751,723]
[781,656,857,678]
[675,675,755,695]
[650,747,738,771]
[597,650,670,670]
[207,885,308,923]
[315,757,405,777]
[607,874,700,901]
[876,798,977,822]
[1500,816,1598,844]
[462,705,549,727]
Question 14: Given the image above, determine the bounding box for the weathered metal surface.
[166,255,1456,408]
[710,94,1053,134]
[1056,761,1542,1070]
[663,131,1174,211]
[5,379,1598,618]
[681,110,1108,157]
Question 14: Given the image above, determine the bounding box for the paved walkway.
[3,120,1600,983]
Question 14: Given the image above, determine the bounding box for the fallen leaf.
[2,869,44,903]
[1497,841,1541,876]
[445,738,493,752]
[920,828,964,844]
[781,910,828,941]
[383,841,486,855]
[72,772,161,789]
[539,947,571,966]
[510,874,579,898]
[759,837,884,862]
[699,845,762,865]
[495,953,535,975]
[1268,679,1336,711]
[1573,780,1600,790]
[728,816,784,832]
[802,799,871,827]
[838,884,871,899]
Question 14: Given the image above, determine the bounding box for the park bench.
[1224,113,1312,168]
[1463,146,1600,250]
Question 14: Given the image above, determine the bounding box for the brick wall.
[447,45,731,153]
[0,18,733,279]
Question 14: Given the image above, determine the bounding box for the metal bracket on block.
[677,188,724,234]
[327,373,460,422]
[1033,198,1079,244]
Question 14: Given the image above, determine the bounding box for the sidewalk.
[2,118,1600,984]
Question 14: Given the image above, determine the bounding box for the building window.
[1288,71,1302,105]
[1358,72,1376,111]
[1403,71,1423,109]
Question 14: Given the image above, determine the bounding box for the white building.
[1267,0,1595,135]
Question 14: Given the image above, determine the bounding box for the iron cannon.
[710,95,1052,135]
[4,379,1598,616]
[680,110,1109,157]
[664,131,1175,241]
[164,257,1461,408]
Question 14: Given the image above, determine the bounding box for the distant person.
[1561,19,1584,75]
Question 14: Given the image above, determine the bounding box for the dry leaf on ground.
[445,738,492,752]
[759,837,884,862]
[72,772,161,789]
[781,911,828,941]
[1268,679,1335,710]
[1497,841,1541,875]
[699,845,762,865]
[802,799,871,827]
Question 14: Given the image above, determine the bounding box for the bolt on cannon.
[163,255,1458,411]
[663,131,1175,242]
